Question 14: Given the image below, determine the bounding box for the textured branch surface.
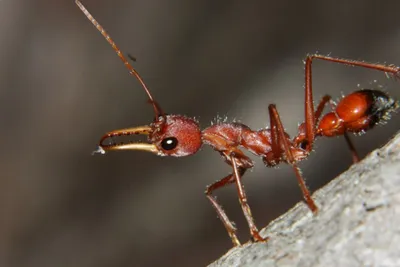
[209,132,400,267]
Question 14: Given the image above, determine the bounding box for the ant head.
[94,114,203,157]
[76,1,202,157]
[149,115,202,156]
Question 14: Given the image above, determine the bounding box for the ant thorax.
[202,122,273,156]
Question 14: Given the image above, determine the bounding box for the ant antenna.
[75,0,163,118]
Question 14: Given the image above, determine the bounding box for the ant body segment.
[76,0,399,246]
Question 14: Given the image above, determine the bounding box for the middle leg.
[269,104,318,212]
[229,153,267,243]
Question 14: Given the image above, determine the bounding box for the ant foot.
[230,235,241,247]
[305,197,319,214]
[250,231,269,243]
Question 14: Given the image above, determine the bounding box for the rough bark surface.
[209,132,400,267]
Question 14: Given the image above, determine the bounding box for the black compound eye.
[161,137,178,150]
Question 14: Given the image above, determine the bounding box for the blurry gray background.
[1,0,399,266]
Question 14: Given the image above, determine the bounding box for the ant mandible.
[76,0,400,246]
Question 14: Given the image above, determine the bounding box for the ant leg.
[314,95,333,126]
[302,54,400,151]
[343,132,360,163]
[310,54,400,76]
[229,153,267,243]
[269,104,318,212]
[294,95,332,148]
[205,172,243,246]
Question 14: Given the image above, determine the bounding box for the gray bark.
[209,132,400,267]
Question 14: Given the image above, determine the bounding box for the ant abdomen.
[318,89,398,137]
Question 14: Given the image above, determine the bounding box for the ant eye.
[161,137,178,150]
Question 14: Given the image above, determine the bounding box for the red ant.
[76,0,400,246]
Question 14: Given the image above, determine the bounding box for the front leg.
[229,153,267,243]
[205,172,242,247]
[205,151,267,246]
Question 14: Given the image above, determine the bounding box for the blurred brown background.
[1,0,399,266]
